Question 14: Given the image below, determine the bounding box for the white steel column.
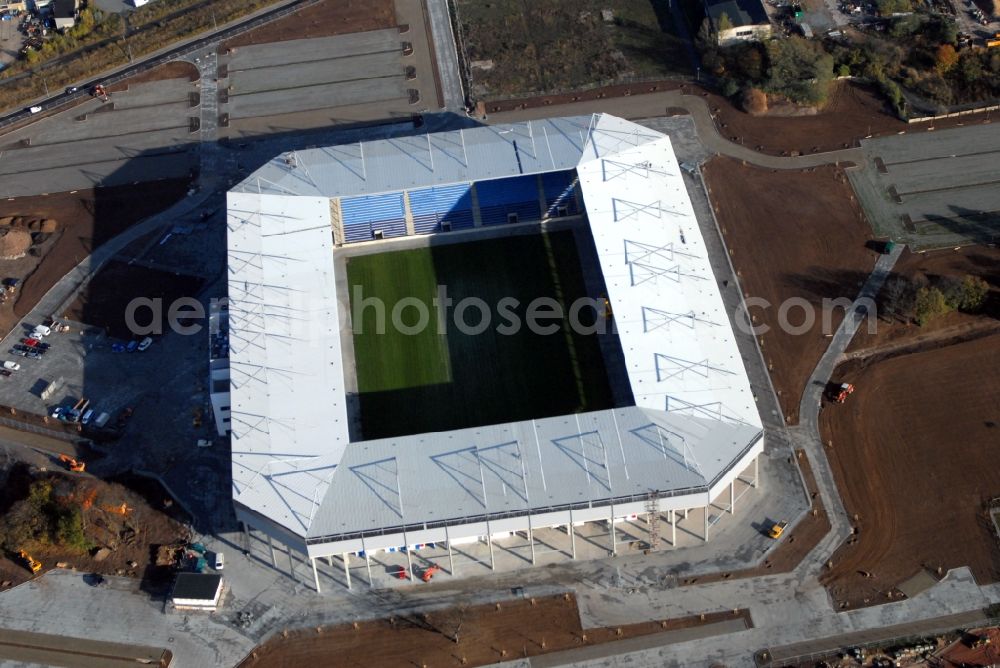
[569,508,577,559]
[684,508,689,519]
[361,537,374,587]
[610,514,617,556]
[754,456,760,488]
[343,553,352,590]
[267,535,276,568]
[445,525,455,575]
[287,545,296,577]
[670,509,676,546]
[487,533,495,570]
[730,480,735,514]
[311,557,321,593]
[404,545,414,582]
[326,555,333,567]
[704,507,709,542]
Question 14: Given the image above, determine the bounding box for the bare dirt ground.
[221,0,396,50]
[485,79,992,157]
[820,333,1000,610]
[684,450,829,586]
[106,61,200,93]
[703,157,878,423]
[64,261,205,339]
[0,180,191,338]
[238,594,751,667]
[705,81,905,156]
[847,246,1000,357]
[0,464,189,592]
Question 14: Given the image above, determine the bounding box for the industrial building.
[224,114,764,592]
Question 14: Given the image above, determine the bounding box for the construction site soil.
[221,0,396,50]
[702,157,878,424]
[486,80,988,157]
[238,594,751,667]
[0,181,191,338]
[0,464,189,592]
[65,261,206,340]
[847,246,1000,358]
[820,332,1000,609]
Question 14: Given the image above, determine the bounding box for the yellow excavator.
[18,550,41,574]
[768,521,788,539]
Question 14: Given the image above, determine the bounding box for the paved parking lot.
[221,29,414,129]
[849,121,1000,249]
[0,78,199,198]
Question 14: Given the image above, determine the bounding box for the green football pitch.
[346,230,614,440]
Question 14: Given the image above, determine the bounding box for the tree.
[914,286,951,325]
[935,44,960,75]
[765,37,835,105]
[720,77,740,97]
[717,11,734,32]
[881,275,917,321]
[55,508,89,552]
[697,18,716,49]
[837,64,851,77]
[957,275,989,312]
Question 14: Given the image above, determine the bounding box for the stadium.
[223,114,764,591]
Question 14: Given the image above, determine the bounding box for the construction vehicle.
[101,502,131,516]
[421,563,441,582]
[58,454,85,472]
[833,383,855,403]
[91,84,109,102]
[18,550,41,574]
[394,567,409,580]
[768,521,788,539]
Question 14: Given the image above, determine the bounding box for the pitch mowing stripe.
[347,249,451,394]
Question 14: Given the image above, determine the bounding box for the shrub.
[742,87,768,114]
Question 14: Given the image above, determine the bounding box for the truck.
[768,521,788,539]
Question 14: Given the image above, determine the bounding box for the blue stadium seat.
[409,184,474,234]
[340,193,407,243]
[476,175,542,226]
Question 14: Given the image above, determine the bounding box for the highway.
[0,0,322,129]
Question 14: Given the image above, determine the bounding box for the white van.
[213,552,224,570]
[32,325,51,337]
[3,361,20,371]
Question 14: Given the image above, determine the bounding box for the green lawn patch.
[347,231,614,440]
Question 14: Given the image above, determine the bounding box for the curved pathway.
[489,88,865,170]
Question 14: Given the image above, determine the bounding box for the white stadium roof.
[226,114,763,546]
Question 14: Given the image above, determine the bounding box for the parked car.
[81,409,95,425]
[137,336,153,352]
[25,350,41,360]
[196,439,212,447]
[27,105,41,114]
[126,340,138,353]
[111,342,126,353]
[65,86,78,94]
[3,361,19,370]
[213,552,224,571]
[32,325,51,337]
[0,369,10,377]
